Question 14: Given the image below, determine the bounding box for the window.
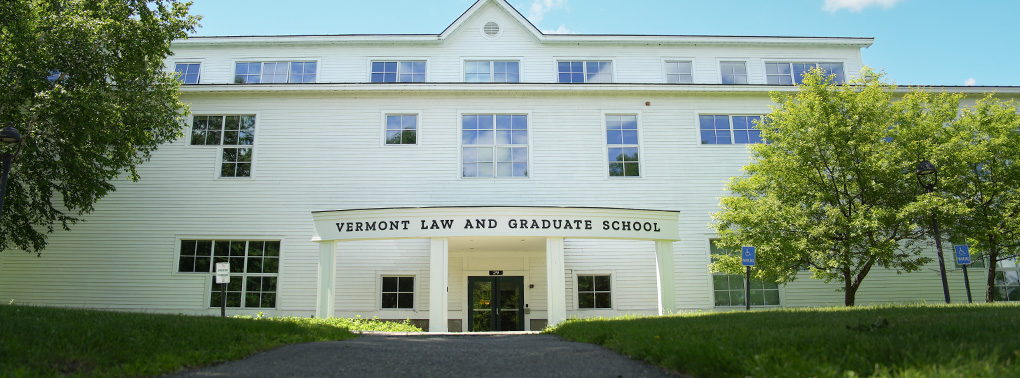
[766,62,845,85]
[994,257,1020,301]
[385,115,417,145]
[381,276,415,309]
[720,61,748,84]
[607,114,639,177]
[466,60,520,83]
[557,61,612,83]
[577,275,611,309]
[665,61,693,83]
[234,61,317,83]
[177,240,280,309]
[371,61,426,82]
[699,115,763,144]
[462,114,528,178]
[710,242,780,307]
[175,63,200,84]
[191,115,256,178]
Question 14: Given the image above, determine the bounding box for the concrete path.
[166,333,683,378]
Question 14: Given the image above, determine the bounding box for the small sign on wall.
[489,270,504,276]
[215,262,230,284]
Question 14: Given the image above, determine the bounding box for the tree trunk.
[986,237,999,302]
[844,269,856,306]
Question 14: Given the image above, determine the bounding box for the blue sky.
[188,0,1019,87]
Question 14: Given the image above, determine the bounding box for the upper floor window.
[385,114,417,145]
[720,61,748,84]
[665,61,693,83]
[462,114,528,178]
[766,62,846,85]
[700,115,763,144]
[234,61,317,84]
[372,61,426,83]
[466,60,520,83]
[557,61,612,83]
[191,115,256,177]
[175,63,201,84]
[607,114,639,177]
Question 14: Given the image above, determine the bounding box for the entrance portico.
[311,207,680,332]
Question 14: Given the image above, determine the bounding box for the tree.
[711,69,962,306]
[0,1,199,252]
[938,95,1020,302]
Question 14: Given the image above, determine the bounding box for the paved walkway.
[166,333,683,378]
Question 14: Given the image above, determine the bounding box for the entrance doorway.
[468,276,524,331]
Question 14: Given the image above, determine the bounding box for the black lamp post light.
[916,159,951,304]
[0,125,23,220]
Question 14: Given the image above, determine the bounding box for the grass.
[0,304,421,377]
[549,303,1020,378]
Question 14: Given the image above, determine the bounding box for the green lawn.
[0,304,420,377]
[550,303,1020,378]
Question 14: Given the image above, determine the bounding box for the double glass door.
[468,276,524,332]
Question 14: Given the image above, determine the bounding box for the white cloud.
[822,0,903,13]
[542,24,574,34]
[528,0,567,24]
[964,78,977,86]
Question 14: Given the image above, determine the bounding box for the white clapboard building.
[1,0,1018,331]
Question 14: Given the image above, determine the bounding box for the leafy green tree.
[938,96,1020,302]
[0,1,198,252]
[711,69,962,306]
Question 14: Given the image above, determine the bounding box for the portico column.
[655,240,677,315]
[546,237,566,327]
[429,238,449,332]
[315,241,337,318]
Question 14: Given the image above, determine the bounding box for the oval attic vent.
[483,22,500,37]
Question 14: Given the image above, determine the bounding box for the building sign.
[312,207,681,241]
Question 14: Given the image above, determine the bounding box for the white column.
[315,241,337,318]
[546,237,566,327]
[429,238,449,332]
[655,240,677,315]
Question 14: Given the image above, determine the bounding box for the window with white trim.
[385,115,417,145]
[462,114,528,178]
[710,241,780,307]
[177,240,279,309]
[372,61,426,82]
[234,61,317,83]
[466,60,520,82]
[699,115,763,144]
[577,275,612,309]
[191,115,255,177]
[665,61,693,83]
[607,114,639,177]
[557,61,613,83]
[720,61,748,84]
[381,276,415,309]
[766,62,845,85]
[995,257,1020,301]
[174,63,200,84]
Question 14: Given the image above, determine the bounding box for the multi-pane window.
[720,61,748,84]
[385,115,417,145]
[462,114,528,178]
[381,276,414,309]
[577,275,612,309]
[191,115,256,177]
[371,61,426,82]
[177,240,280,309]
[465,60,520,82]
[665,61,693,83]
[607,114,639,177]
[699,115,763,144]
[234,61,317,83]
[994,257,1020,301]
[557,61,613,83]
[766,62,846,85]
[174,63,201,84]
[710,242,780,307]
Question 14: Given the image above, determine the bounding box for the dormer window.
[371,61,426,83]
[234,61,317,84]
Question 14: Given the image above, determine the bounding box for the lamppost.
[916,159,951,304]
[0,126,23,219]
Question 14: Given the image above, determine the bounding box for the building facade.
[1,0,1018,331]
